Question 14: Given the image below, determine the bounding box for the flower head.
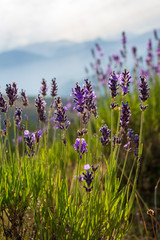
[108,72,119,99]
[6,82,18,107]
[119,69,131,96]
[74,138,88,158]
[51,78,58,98]
[0,92,7,113]
[40,78,48,97]
[14,107,22,127]
[139,76,150,111]
[35,94,46,122]
[100,125,111,146]
[21,89,29,107]
[119,101,131,129]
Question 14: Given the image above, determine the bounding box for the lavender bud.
[40,78,48,97]
[0,92,7,113]
[119,101,131,129]
[74,138,88,158]
[6,82,18,107]
[51,78,58,98]
[21,89,29,107]
[119,69,131,96]
[108,71,119,98]
[14,107,22,127]
[100,125,111,146]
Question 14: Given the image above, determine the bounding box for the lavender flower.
[6,82,18,107]
[119,102,131,129]
[122,31,126,45]
[82,164,94,192]
[99,125,111,146]
[126,129,139,156]
[133,134,139,157]
[14,108,22,127]
[84,79,98,118]
[35,130,43,145]
[119,69,131,96]
[91,164,99,172]
[74,138,88,158]
[146,39,153,66]
[154,29,159,40]
[108,72,119,99]
[0,92,7,113]
[84,164,91,170]
[54,97,69,130]
[21,89,29,107]
[132,46,137,58]
[139,76,150,111]
[51,78,58,98]
[24,130,35,156]
[75,175,84,182]
[40,78,48,97]
[72,83,86,113]
[95,43,101,51]
[35,94,46,122]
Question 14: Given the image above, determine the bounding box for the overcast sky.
[0,0,160,52]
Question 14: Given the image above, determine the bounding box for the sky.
[0,0,160,52]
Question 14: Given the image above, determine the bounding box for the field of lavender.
[0,30,160,240]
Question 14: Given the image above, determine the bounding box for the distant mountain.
[0,50,46,68]
[0,30,157,96]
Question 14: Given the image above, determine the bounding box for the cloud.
[0,0,160,51]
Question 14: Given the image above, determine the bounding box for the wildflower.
[74,138,88,158]
[40,78,48,97]
[95,43,101,51]
[124,141,131,152]
[82,164,94,192]
[133,134,139,157]
[154,29,159,40]
[51,78,58,98]
[14,107,22,127]
[139,76,150,111]
[54,97,69,130]
[125,129,139,156]
[108,71,119,99]
[24,130,30,137]
[75,174,84,182]
[99,125,111,146]
[24,130,36,156]
[6,82,18,107]
[84,79,98,118]
[91,164,99,172]
[35,94,46,122]
[72,83,86,113]
[132,46,137,58]
[35,130,43,145]
[21,89,29,107]
[122,31,126,45]
[84,164,91,170]
[0,92,7,113]
[146,39,153,66]
[119,69,131,96]
[119,101,131,130]
[1,129,6,136]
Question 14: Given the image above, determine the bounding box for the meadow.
[0,30,160,239]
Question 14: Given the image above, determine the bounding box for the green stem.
[110,108,114,163]
[119,150,129,187]
[138,110,144,159]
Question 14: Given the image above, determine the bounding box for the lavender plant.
[0,30,158,240]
